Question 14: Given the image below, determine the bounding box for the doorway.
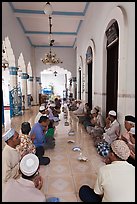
[88,63,92,109]
[78,68,81,100]
[86,46,93,109]
[106,21,119,115]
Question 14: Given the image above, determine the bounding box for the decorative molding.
[94,92,106,96]
[94,92,135,98]
[118,93,135,98]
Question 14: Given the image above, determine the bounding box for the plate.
[68,131,75,136]
[67,140,75,143]
[78,156,88,161]
[72,147,81,151]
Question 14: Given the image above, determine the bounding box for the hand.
[33,175,43,190]
[121,135,128,143]
[130,150,135,160]
[105,117,110,128]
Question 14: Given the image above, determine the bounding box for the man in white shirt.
[2,128,21,188]
[2,153,45,202]
[79,140,135,202]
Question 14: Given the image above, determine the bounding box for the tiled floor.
[2,106,105,202]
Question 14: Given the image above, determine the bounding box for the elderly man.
[2,153,45,202]
[79,140,135,202]
[34,105,49,123]
[127,127,135,166]
[2,128,21,187]
[96,110,120,157]
[120,115,135,143]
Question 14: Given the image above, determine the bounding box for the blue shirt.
[30,122,45,147]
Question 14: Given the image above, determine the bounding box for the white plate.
[78,156,88,161]
[72,147,81,151]
[67,140,75,143]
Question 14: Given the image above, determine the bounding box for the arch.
[4,36,15,67]
[41,66,72,99]
[18,53,26,73]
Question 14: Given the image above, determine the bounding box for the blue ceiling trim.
[16,17,26,32]
[27,37,33,46]
[25,31,76,35]
[76,20,82,34]
[8,2,15,11]
[73,38,77,48]
[13,9,84,16]
[34,45,73,48]
[83,2,90,15]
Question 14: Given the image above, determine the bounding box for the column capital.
[28,76,34,81]
[36,77,40,82]
[21,73,29,79]
[9,67,19,75]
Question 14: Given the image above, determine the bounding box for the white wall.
[34,47,76,77]
[76,2,135,132]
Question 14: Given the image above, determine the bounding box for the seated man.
[78,103,91,124]
[73,100,85,115]
[48,103,60,123]
[79,140,135,202]
[68,98,77,111]
[34,106,49,123]
[96,110,120,157]
[120,115,135,143]
[2,153,45,202]
[44,121,55,149]
[2,128,21,188]
[126,127,135,166]
[30,116,51,157]
[17,122,50,165]
[86,106,105,136]
[16,122,36,157]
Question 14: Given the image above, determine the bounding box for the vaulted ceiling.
[9,2,90,48]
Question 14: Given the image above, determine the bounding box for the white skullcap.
[129,127,135,135]
[2,128,15,142]
[50,103,55,107]
[39,106,45,111]
[94,106,100,112]
[20,153,39,176]
[91,109,97,114]
[108,110,116,116]
[111,140,130,160]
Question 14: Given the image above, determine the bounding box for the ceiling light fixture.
[41,7,63,65]
[43,2,53,16]
[54,71,57,76]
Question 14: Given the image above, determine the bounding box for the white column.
[21,72,29,109]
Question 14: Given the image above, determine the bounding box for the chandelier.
[41,3,63,65]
